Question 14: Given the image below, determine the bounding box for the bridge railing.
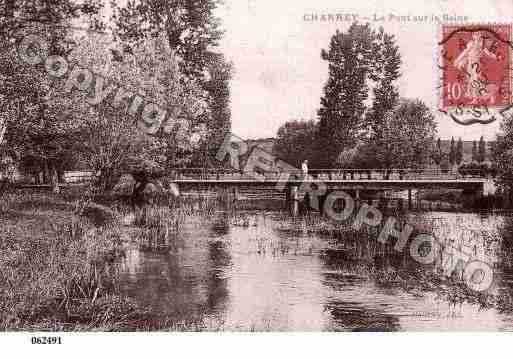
[308,168,487,180]
[168,168,489,181]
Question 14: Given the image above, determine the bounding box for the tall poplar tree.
[316,23,403,168]
[449,137,456,166]
[316,23,374,168]
[456,137,463,165]
[478,136,486,163]
[432,138,443,165]
[472,140,478,163]
[366,27,401,140]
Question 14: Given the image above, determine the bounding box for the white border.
[1,332,513,359]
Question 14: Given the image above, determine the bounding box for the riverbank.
[0,190,239,330]
[0,191,148,330]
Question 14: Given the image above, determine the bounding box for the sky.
[215,0,513,140]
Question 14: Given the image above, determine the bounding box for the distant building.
[244,138,276,155]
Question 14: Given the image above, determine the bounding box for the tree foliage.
[274,119,317,168]
[111,0,223,79]
[316,23,375,167]
[316,23,406,168]
[0,1,221,195]
[472,140,478,162]
[478,136,486,163]
[432,138,443,166]
[111,0,231,166]
[492,115,513,192]
[68,33,208,193]
[365,27,401,140]
[357,99,437,170]
[456,138,463,165]
[449,137,456,166]
[0,1,103,186]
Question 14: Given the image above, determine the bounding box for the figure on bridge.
[301,160,309,178]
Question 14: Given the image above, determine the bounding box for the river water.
[118,209,513,331]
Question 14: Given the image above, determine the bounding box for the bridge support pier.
[289,186,299,217]
[377,192,387,211]
[408,189,412,210]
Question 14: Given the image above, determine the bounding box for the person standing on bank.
[301,160,308,178]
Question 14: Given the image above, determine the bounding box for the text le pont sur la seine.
[303,13,469,23]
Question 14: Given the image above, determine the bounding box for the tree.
[492,115,513,199]
[472,140,478,162]
[111,0,231,166]
[111,0,223,80]
[456,138,463,165]
[365,27,401,143]
[362,99,436,173]
[316,23,374,168]
[0,0,103,190]
[432,138,443,165]
[478,136,486,163]
[190,53,233,168]
[0,33,78,190]
[316,23,403,168]
[449,137,456,166]
[69,33,208,195]
[274,120,317,168]
[0,0,104,42]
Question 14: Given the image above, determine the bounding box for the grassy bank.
[0,191,148,330]
[0,189,231,330]
[419,189,504,211]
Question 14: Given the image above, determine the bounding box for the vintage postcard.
[1,0,513,357]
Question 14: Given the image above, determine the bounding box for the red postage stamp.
[439,24,513,124]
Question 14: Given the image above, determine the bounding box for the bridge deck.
[175,178,487,190]
[174,179,487,183]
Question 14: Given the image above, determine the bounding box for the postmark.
[438,24,513,125]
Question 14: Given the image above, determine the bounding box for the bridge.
[11,167,490,212]
[170,168,490,213]
[170,167,487,189]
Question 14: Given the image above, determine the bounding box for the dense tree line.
[275,23,437,171]
[0,0,102,189]
[493,116,513,195]
[0,0,232,195]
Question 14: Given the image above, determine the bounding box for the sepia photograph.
[1,0,513,356]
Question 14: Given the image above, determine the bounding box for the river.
[117,209,513,331]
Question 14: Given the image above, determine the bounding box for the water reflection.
[119,210,513,331]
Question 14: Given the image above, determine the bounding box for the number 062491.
[31,337,62,344]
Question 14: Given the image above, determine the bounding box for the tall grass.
[272,209,505,309]
[132,189,239,251]
[0,191,151,330]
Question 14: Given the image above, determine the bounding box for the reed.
[0,211,149,330]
